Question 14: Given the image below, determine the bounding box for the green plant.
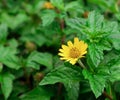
[0,0,120,100]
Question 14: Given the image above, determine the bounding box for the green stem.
[103,91,113,100]
[105,83,117,100]
[78,60,86,69]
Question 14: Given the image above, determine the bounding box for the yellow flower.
[58,37,88,65]
[43,2,54,9]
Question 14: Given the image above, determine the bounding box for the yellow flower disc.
[58,37,88,65]
[43,2,54,9]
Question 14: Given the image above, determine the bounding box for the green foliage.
[41,10,57,26]
[26,51,53,70]
[82,70,106,98]
[0,0,120,100]
[87,43,103,68]
[0,24,8,44]
[51,0,64,11]
[20,87,53,100]
[0,73,14,100]
[64,82,79,100]
[40,64,82,85]
[0,45,21,69]
[0,13,29,29]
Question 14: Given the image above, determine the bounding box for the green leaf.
[8,39,19,49]
[50,0,64,10]
[96,56,120,83]
[41,10,56,26]
[20,33,47,47]
[20,87,52,100]
[0,63,3,72]
[99,38,112,51]
[0,13,29,29]
[107,58,120,82]
[65,1,83,15]
[114,81,120,93]
[33,0,45,13]
[26,51,53,70]
[0,73,14,100]
[103,21,118,35]
[0,24,8,44]
[82,70,106,98]
[87,11,104,33]
[100,50,119,66]
[108,32,120,50]
[87,43,103,68]
[64,81,79,100]
[0,45,21,69]
[66,11,119,45]
[88,0,118,13]
[39,64,82,85]
[66,17,85,31]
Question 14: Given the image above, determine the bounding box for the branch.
[103,91,113,100]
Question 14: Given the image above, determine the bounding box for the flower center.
[69,47,80,58]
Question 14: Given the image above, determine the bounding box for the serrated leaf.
[20,87,52,100]
[0,24,8,44]
[33,0,45,13]
[87,43,103,68]
[66,18,85,31]
[0,73,14,100]
[100,50,119,66]
[103,21,118,34]
[107,58,120,82]
[20,34,47,47]
[108,32,120,50]
[96,56,120,83]
[0,45,21,69]
[87,11,104,32]
[64,81,79,100]
[39,64,82,85]
[26,51,53,70]
[88,0,118,13]
[0,13,29,29]
[99,38,112,51]
[8,39,19,49]
[50,0,64,10]
[41,10,56,26]
[65,1,83,14]
[82,70,105,98]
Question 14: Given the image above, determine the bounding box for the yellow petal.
[74,37,79,44]
[69,58,78,65]
[58,37,88,65]
[59,49,64,52]
[58,53,64,56]
[60,57,70,60]
[62,45,69,50]
[67,41,73,47]
[80,51,87,55]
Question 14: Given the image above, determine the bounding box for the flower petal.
[74,37,79,44]
[69,58,78,65]
[62,45,69,50]
[58,53,64,56]
[67,41,73,47]
[59,49,64,52]
[58,37,88,65]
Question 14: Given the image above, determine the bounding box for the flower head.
[58,37,88,65]
[43,2,54,9]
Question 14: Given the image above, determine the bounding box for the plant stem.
[103,91,113,100]
[78,60,86,69]
[60,19,65,30]
[55,83,63,100]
